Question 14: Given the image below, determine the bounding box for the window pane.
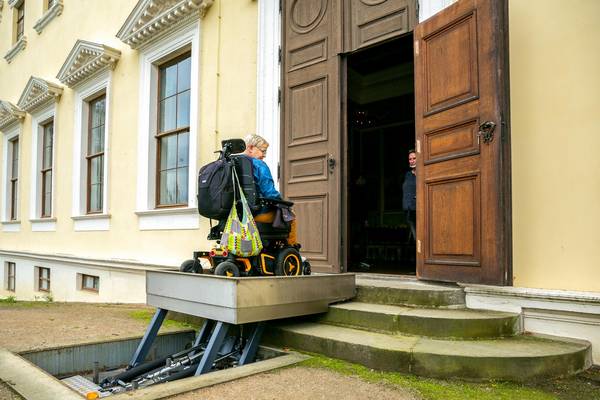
[177,91,190,128]
[160,135,178,170]
[44,192,52,217]
[90,126,104,154]
[159,169,177,204]
[178,57,191,92]
[92,98,106,128]
[177,166,188,204]
[160,64,178,99]
[177,132,189,167]
[90,184,103,212]
[44,125,53,147]
[159,97,177,132]
[44,171,52,194]
[90,156,103,185]
[12,141,18,177]
[43,145,53,169]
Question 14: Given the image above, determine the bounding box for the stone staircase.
[264,276,592,381]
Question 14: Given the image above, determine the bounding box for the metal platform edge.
[146,271,356,324]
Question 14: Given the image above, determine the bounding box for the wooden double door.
[280,0,511,285]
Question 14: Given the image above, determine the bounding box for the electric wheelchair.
[180,139,311,277]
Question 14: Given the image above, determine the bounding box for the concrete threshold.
[0,345,309,400]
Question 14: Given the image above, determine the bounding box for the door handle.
[328,154,336,174]
[478,121,496,144]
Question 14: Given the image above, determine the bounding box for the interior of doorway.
[346,34,416,275]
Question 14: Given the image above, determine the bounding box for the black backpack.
[197,155,259,220]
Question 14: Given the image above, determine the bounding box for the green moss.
[299,353,558,400]
[128,310,195,330]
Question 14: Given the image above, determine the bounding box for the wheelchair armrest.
[259,197,294,207]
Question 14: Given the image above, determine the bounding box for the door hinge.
[417,239,422,253]
[416,139,421,153]
[278,88,281,104]
[278,46,282,63]
[414,40,419,56]
[279,0,282,12]
[277,162,281,182]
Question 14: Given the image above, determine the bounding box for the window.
[40,120,53,218]
[16,2,25,42]
[81,274,99,292]
[9,137,19,221]
[87,95,106,214]
[156,53,191,207]
[37,267,50,292]
[6,262,16,292]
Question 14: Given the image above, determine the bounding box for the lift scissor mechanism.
[64,271,355,397]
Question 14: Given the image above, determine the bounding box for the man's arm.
[253,159,282,199]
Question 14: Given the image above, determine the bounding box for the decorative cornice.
[57,40,121,87]
[0,101,25,131]
[117,0,213,49]
[4,35,26,63]
[17,77,63,113]
[33,0,64,34]
[7,0,22,8]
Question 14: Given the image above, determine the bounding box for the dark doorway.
[346,35,416,275]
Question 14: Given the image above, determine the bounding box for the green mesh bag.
[220,167,263,257]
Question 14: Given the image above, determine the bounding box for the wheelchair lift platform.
[100,272,355,393]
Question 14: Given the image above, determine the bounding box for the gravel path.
[166,367,419,400]
[0,302,182,353]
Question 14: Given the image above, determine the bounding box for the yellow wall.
[509,0,600,292]
[0,0,258,266]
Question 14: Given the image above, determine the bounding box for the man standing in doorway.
[402,150,417,242]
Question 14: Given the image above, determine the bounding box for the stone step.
[320,302,520,339]
[355,276,465,308]
[264,322,592,382]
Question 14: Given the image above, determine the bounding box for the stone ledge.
[33,0,63,34]
[4,35,26,64]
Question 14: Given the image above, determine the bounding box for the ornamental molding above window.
[117,0,213,49]
[7,0,23,8]
[4,35,26,63]
[17,77,63,113]
[0,100,25,130]
[33,0,64,34]
[57,40,121,88]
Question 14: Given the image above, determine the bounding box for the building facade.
[0,0,599,361]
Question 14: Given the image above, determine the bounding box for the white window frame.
[34,266,51,292]
[257,0,281,187]
[1,124,21,231]
[135,20,200,231]
[29,103,57,232]
[71,71,111,232]
[4,261,16,292]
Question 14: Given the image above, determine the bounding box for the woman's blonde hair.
[244,134,269,149]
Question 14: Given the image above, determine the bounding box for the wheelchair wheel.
[275,248,302,276]
[214,261,240,277]
[180,259,202,274]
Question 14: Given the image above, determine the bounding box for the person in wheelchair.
[241,134,298,246]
